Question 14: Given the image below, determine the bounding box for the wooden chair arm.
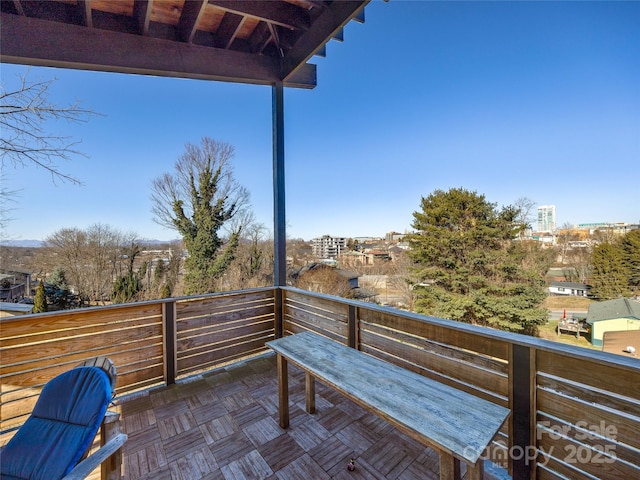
[61,433,128,480]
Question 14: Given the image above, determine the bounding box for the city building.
[311,235,347,259]
[575,222,640,236]
[537,205,556,233]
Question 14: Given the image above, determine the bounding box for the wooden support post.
[510,344,534,480]
[348,304,357,349]
[306,372,315,414]
[438,452,461,480]
[101,411,123,480]
[276,354,289,428]
[163,300,177,385]
[466,460,484,480]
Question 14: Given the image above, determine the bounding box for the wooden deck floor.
[114,354,508,480]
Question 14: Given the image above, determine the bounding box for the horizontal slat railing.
[0,288,275,444]
[174,288,275,378]
[534,347,640,479]
[2,285,638,480]
[282,288,350,342]
[0,301,165,436]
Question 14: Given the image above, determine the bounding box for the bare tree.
[564,246,592,284]
[0,70,97,185]
[386,250,419,311]
[293,264,355,299]
[513,197,536,238]
[222,224,274,291]
[45,224,139,305]
[151,138,250,229]
[150,137,253,294]
[0,172,19,237]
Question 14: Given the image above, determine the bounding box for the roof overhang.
[0,0,369,89]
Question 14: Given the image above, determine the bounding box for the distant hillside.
[1,240,43,248]
[1,239,179,248]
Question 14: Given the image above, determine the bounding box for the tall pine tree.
[620,229,640,290]
[33,280,48,313]
[407,188,550,335]
[590,242,631,300]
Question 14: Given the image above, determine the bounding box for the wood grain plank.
[0,303,162,339]
[176,305,274,332]
[536,350,640,401]
[283,310,348,338]
[177,318,274,350]
[360,330,508,396]
[358,308,509,360]
[537,387,639,450]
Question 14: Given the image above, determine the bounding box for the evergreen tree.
[46,266,71,309]
[159,283,172,298]
[154,259,166,286]
[33,280,48,313]
[111,273,142,304]
[590,242,631,300]
[407,188,550,335]
[620,229,640,290]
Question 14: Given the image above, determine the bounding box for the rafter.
[214,12,244,49]
[11,0,24,16]
[0,0,367,89]
[178,0,208,43]
[77,0,93,28]
[208,0,309,31]
[133,0,153,36]
[248,21,272,54]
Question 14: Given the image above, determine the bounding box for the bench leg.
[466,460,484,480]
[306,373,315,414]
[276,354,289,428]
[439,452,461,480]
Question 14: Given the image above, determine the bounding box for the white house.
[548,281,590,297]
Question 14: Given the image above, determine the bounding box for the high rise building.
[312,235,347,259]
[537,205,556,233]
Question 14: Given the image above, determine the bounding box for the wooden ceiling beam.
[77,0,93,28]
[11,0,24,16]
[214,12,244,49]
[133,0,153,35]
[208,1,309,31]
[248,21,272,54]
[178,0,207,43]
[0,12,315,88]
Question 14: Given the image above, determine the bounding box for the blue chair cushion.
[0,366,112,480]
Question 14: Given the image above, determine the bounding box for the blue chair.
[1,358,127,480]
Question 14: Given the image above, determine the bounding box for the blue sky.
[2,1,639,242]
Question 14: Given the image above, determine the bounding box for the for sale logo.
[463,420,618,468]
[538,420,618,465]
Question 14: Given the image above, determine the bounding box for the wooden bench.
[266,331,509,480]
